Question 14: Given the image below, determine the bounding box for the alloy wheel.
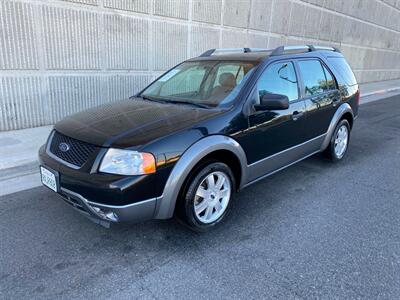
[334,124,349,158]
[193,171,231,224]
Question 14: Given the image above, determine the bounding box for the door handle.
[292,111,304,121]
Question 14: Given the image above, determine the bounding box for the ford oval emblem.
[59,142,70,152]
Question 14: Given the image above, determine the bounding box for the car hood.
[54,98,222,148]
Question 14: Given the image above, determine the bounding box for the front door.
[238,61,308,182]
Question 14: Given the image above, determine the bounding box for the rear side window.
[297,60,329,96]
[322,65,336,91]
[327,57,357,86]
[257,62,298,102]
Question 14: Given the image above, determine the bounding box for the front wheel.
[324,119,350,162]
[177,162,235,232]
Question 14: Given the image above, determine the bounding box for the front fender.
[154,135,248,219]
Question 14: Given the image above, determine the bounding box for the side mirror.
[254,92,289,111]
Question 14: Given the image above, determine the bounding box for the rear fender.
[320,103,354,151]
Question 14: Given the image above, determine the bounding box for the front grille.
[49,131,96,168]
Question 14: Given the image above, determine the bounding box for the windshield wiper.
[140,95,210,109]
[139,95,169,104]
[164,100,210,109]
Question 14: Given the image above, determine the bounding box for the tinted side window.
[322,65,336,91]
[298,60,327,96]
[257,62,298,102]
[327,57,357,86]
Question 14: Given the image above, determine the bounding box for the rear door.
[295,59,340,140]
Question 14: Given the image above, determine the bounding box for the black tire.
[176,161,235,232]
[324,119,350,162]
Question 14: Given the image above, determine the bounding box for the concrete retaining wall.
[1,0,400,131]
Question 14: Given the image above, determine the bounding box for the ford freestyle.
[39,45,359,231]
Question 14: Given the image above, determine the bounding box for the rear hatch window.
[327,57,357,86]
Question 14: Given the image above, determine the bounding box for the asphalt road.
[1,96,399,300]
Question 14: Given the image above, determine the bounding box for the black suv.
[39,45,359,231]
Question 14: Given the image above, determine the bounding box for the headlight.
[99,149,156,175]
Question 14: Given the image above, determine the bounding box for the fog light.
[91,206,118,222]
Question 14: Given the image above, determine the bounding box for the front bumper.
[59,187,159,227]
[39,144,164,226]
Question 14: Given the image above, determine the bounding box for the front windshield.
[140,61,256,107]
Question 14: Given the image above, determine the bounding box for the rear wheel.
[324,119,350,162]
[177,162,235,232]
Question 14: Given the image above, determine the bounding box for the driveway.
[1,96,399,299]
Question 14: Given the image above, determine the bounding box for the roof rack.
[198,45,340,58]
[199,48,268,57]
[270,45,340,56]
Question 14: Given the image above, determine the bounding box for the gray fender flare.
[154,135,248,219]
[320,103,354,151]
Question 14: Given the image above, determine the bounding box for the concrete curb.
[362,87,400,98]
[360,87,400,105]
[0,162,40,197]
[1,85,400,197]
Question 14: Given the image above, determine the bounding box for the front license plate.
[40,166,58,192]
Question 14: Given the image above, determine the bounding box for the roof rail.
[270,45,340,56]
[199,45,340,58]
[199,48,269,57]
